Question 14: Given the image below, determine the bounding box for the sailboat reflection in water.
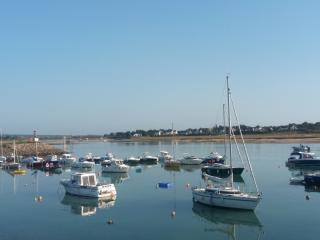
[192,202,263,239]
[61,194,116,216]
[192,76,262,210]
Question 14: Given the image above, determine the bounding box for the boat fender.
[45,163,49,168]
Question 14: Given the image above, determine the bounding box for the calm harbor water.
[1,141,320,239]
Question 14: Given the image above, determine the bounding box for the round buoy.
[186,183,190,188]
[171,211,176,218]
[107,219,113,224]
[306,195,310,200]
[35,195,43,202]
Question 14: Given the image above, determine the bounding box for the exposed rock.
[2,141,64,157]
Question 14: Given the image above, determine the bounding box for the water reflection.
[192,202,263,239]
[180,164,202,172]
[101,172,129,184]
[288,167,320,194]
[61,194,116,216]
[162,163,180,172]
[287,163,320,171]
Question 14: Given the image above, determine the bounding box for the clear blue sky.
[1,0,320,134]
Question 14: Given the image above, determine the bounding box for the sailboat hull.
[192,188,261,210]
[202,166,244,177]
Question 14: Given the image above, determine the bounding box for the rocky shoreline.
[1,141,64,157]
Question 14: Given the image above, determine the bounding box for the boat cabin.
[71,173,98,186]
[160,151,169,156]
[206,186,241,195]
[62,153,73,159]
[292,145,310,153]
[289,152,315,160]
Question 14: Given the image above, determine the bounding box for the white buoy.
[107,219,114,224]
[171,211,176,217]
[34,195,43,202]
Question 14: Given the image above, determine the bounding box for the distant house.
[133,133,142,137]
[289,124,298,131]
[154,131,162,136]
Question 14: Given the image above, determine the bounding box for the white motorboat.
[180,154,203,165]
[60,172,117,198]
[158,151,173,162]
[79,153,94,162]
[59,153,77,165]
[102,159,129,173]
[192,76,261,210]
[124,156,140,165]
[71,161,95,171]
[202,152,225,164]
[103,152,115,160]
[140,152,158,164]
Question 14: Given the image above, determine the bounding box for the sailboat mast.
[0,129,3,157]
[13,140,16,163]
[223,104,227,158]
[171,122,175,158]
[63,136,67,153]
[226,75,234,186]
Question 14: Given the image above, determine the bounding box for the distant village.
[105,122,320,139]
[2,122,320,141]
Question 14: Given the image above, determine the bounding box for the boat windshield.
[81,175,97,186]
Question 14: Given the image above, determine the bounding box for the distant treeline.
[105,122,320,139]
[2,122,320,140]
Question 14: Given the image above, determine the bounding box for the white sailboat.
[192,76,262,210]
[5,140,26,175]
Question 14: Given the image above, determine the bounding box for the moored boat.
[124,156,140,165]
[71,161,95,171]
[192,76,262,210]
[180,154,202,165]
[158,151,173,162]
[101,159,129,173]
[140,152,158,164]
[201,163,244,178]
[59,153,77,165]
[286,145,320,166]
[60,172,117,198]
[201,152,225,164]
